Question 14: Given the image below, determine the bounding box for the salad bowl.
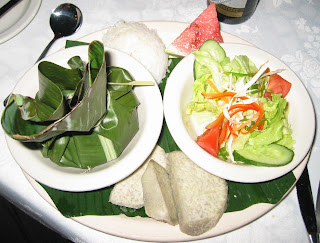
[163,43,315,183]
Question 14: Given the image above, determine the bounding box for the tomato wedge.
[264,74,292,100]
[196,124,222,157]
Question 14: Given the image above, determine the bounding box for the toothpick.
[108,81,155,86]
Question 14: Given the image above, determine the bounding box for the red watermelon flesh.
[165,2,223,57]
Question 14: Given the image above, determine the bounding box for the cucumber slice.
[194,40,226,80]
[194,61,208,80]
[199,39,226,62]
[233,144,294,167]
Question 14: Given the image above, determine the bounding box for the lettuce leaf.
[223,55,258,75]
[248,94,295,148]
[193,44,258,94]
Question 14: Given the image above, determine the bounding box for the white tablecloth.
[0,0,319,242]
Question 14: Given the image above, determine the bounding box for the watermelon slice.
[165,2,223,57]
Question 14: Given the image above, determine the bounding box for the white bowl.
[5,45,163,191]
[163,43,315,183]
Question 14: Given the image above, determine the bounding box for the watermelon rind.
[164,45,186,58]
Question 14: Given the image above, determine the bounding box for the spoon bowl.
[36,3,83,62]
[50,3,83,38]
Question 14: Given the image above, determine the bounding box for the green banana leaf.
[66,40,89,48]
[41,53,296,218]
[40,66,139,169]
[42,185,147,218]
[1,41,140,169]
[1,41,106,142]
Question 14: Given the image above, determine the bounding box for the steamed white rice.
[102,20,168,84]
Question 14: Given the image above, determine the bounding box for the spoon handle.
[36,36,59,63]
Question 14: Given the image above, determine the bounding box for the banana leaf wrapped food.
[1,41,139,169]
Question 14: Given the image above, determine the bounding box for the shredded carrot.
[205,112,224,130]
[219,120,229,145]
[205,80,249,104]
[232,112,260,133]
[236,96,250,100]
[229,107,250,117]
[206,79,230,103]
[229,103,259,112]
[207,79,220,93]
[228,130,238,139]
[249,102,261,111]
[224,121,236,139]
[242,102,264,134]
[248,113,264,133]
[202,91,237,99]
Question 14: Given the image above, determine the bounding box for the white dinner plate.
[163,43,315,183]
[0,0,41,44]
[21,21,310,241]
[5,45,164,191]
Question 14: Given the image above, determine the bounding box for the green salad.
[1,41,140,169]
[187,40,295,166]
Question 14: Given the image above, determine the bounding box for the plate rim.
[0,0,42,44]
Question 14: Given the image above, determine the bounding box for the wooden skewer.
[108,81,155,86]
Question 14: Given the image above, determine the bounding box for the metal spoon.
[36,3,83,62]
[3,3,83,106]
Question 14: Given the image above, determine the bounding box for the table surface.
[0,0,319,242]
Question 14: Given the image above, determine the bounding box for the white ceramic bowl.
[5,45,163,191]
[163,43,315,183]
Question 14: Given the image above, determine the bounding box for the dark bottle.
[208,0,260,24]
